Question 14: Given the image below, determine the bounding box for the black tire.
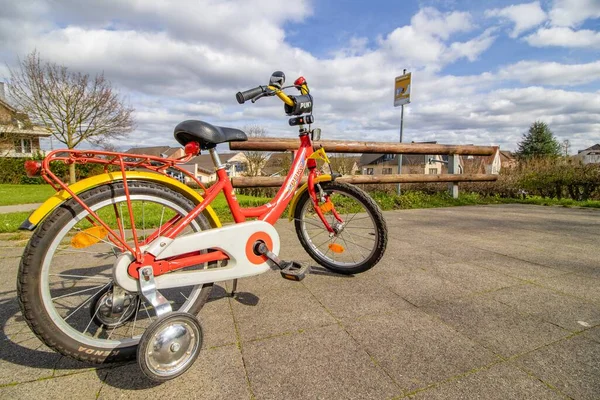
[293,181,387,274]
[17,181,214,364]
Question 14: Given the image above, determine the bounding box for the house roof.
[0,125,51,137]
[0,98,16,113]
[578,144,600,154]
[183,154,217,174]
[125,146,181,158]
[359,153,427,167]
[262,152,292,176]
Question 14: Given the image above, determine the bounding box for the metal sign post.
[394,70,411,195]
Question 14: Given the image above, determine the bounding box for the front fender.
[287,174,333,221]
[20,171,222,231]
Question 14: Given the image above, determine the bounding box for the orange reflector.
[319,201,333,213]
[328,243,344,253]
[71,226,108,248]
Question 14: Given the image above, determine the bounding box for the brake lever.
[251,88,277,103]
[251,93,267,103]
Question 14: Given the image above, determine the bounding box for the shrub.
[0,156,114,184]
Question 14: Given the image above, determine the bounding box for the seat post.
[209,148,224,170]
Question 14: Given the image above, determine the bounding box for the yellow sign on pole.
[394,73,412,107]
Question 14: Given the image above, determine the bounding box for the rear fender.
[20,171,222,230]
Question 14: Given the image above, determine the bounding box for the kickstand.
[229,279,238,297]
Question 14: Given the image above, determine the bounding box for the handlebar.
[236,86,266,104]
[236,73,312,116]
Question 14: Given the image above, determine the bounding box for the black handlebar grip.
[236,86,265,104]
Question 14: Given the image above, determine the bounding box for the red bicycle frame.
[36,130,341,279]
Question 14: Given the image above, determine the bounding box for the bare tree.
[8,51,135,182]
[562,139,571,157]
[242,125,269,177]
[329,153,357,175]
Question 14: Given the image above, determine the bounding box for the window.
[235,163,246,172]
[14,138,32,154]
[382,167,392,174]
[366,168,374,175]
[429,168,438,174]
[383,154,394,161]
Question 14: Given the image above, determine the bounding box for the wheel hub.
[332,221,345,235]
[91,285,138,328]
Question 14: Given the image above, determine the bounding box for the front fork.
[306,160,344,234]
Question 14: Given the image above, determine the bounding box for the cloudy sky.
[1,0,599,153]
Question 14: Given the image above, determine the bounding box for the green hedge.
[0,156,108,184]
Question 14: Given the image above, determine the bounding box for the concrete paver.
[0,204,598,399]
[486,283,600,333]
[514,335,600,400]
[242,324,401,400]
[344,308,499,393]
[423,296,571,358]
[99,345,250,399]
[409,362,566,400]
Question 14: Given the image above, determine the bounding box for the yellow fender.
[288,174,333,221]
[21,171,222,231]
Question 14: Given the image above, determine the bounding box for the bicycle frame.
[34,129,338,279]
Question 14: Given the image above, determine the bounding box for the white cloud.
[445,28,497,63]
[549,0,600,27]
[378,7,492,69]
[410,7,473,40]
[499,60,600,86]
[1,0,599,153]
[525,26,600,48]
[485,1,547,38]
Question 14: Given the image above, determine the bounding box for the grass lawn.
[0,187,272,233]
[0,211,31,233]
[0,185,56,206]
[1,184,598,235]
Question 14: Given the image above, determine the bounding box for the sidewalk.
[0,204,599,399]
[0,203,41,214]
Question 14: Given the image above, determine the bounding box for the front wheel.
[294,181,387,274]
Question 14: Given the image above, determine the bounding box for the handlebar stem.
[267,85,295,107]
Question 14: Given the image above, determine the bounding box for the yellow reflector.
[71,226,108,249]
[319,201,333,213]
[328,243,344,253]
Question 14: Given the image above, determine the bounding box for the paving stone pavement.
[0,204,598,399]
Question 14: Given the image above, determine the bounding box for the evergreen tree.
[516,121,561,158]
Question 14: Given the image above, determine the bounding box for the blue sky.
[1,0,599,153]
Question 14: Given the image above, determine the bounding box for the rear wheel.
[17,181,215,364]
[293,181,387,274]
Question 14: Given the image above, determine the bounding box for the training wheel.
[137,311,203,382]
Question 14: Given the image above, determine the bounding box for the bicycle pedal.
[279,261,310,281]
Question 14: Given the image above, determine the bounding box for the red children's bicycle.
[17,72,388,381]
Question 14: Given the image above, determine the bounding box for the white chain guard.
[113,220,280,292]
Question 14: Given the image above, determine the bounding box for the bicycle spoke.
[339,234,356,263]
[129,298,141,337]
[341,231,376,241]
[295,218,327,229]
[107,305,129,340]
[56,248,114,256]
[158,207,165,236]
[52,283,108,301]
[63,282,111,321]
[84,299,103,335]
[342,231,373,252]
[49,273,111,282]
